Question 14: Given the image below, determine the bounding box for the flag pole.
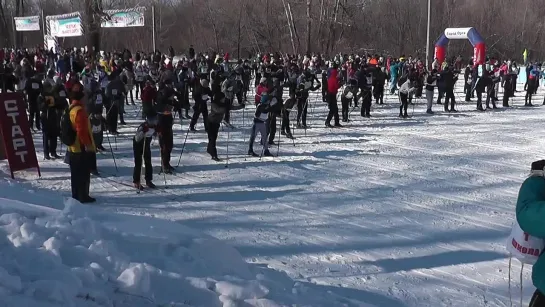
[12,17,17,49]
[425,0,431,69]
[41,10,46,49]
[152,4,156,52]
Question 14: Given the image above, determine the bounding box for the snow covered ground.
[0,82,542,306]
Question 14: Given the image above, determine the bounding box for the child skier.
[133,115,158,190]
[90,113,106,152]
[525,65,539,106]
[281,92,296,139]
[425,69,439,114]
[341,79,358,122]
[190,78,212,132]
[398,78,416,118]
[248,91,276,157]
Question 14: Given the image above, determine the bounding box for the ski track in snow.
[0,83,541,306]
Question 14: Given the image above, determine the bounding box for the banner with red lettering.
[47,12,82,38]
[0,92,40,178]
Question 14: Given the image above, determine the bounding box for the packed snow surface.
[0,84,541,306]
[0,197,348,307]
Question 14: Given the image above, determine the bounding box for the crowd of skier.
[4,45,545,306]
[0,46,542,202]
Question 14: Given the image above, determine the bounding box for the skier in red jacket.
[326,63,342,127]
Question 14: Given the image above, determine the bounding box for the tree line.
[0,0,544,63]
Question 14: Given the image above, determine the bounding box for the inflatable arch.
[434,27,486,66]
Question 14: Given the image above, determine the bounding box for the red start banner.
[0,92,40,178]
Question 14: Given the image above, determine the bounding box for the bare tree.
[306,0,311,54]
[2,0,545,62]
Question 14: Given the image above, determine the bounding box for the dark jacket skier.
[25,74,43,130]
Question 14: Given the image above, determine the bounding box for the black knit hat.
[531,160,545,171]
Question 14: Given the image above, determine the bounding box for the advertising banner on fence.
[102,8,145,28]
[0,92,40,178]
[14,16,40,31]
[49,15,82,37]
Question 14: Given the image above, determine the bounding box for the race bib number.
[92,125,101,133]
[201,94,210,101]
[59,91,66,97]
[259,113,268,121]
[346,92,353,99]
[304,81,312,89]
[32,83,40,90]
[112,89,118,96]
[96,95,103,105]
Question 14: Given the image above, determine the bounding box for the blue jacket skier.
[516,159,545,305]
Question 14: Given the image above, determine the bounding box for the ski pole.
[277,115,281,157]
[226,128,230,168]
[136,104,143,119]
[260,119,272,161]
[137,138,146,194]
[176,126,191,167]
[301,97,310,137]
[105,131,118,172]
[289,110,296,147]
[160,149,167,186]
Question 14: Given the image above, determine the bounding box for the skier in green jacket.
[517,160,545,306]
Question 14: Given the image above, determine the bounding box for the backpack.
[60,105,78,146]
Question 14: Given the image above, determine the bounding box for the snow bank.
[0,197,344,307]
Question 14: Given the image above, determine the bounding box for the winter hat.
[259,77,267,84]
[530,160,545,177]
